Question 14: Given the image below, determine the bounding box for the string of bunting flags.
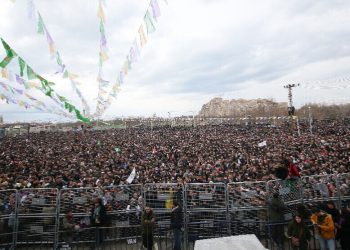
[0,38,90,123]
[93,0,166,117]
[94,0,110,117]
[22,0,91,116]
[0,81,70,118]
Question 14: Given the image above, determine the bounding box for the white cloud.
[1,0,350,122]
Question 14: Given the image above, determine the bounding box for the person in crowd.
[267,193,286,250]
[141,206,155,250]
[62,210,80,247]
[324,201,340,240]
[91,198,107,250]
[287,214,311,250]
[338,202,350,250]
[171,200,183,250]
[310,206,336,250]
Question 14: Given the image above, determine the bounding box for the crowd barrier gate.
[0,173,349,249]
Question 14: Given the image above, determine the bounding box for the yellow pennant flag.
[123,61,128,75]
[68,73,79,80]
[1,68,8,79]
[100,51,108,62]
[138,25,147,46]
[97,2,106,22]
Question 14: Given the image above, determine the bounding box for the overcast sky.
[1,0,350,122]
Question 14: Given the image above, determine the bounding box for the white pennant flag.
[126,168,136,184]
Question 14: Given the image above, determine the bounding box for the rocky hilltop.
[198,97,288,117]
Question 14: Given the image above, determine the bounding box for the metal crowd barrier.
[0,173,349,249]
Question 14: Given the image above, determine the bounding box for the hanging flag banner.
[0,38,90,123]
[93,0,167,117]
[12,0,91,116]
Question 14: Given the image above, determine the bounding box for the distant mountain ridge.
[198,97,288,117]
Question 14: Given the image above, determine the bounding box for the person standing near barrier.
[171,201,183,250]
[91,198,107,250]
[310,206,336,250]
[287,214,311,250]
[141,206,155,250]
[267,192,286,250]
[62,210,80,248]
[338,203,350,250]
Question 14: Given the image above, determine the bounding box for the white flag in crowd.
[127,168,136,184]
[258,141,267,147]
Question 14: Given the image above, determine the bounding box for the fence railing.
[0,173,349,249]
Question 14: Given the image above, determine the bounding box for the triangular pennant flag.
[138,25,147,46]
[1,38,17,58]
[26,66,36,80]
[150,0,161,21]
[97,1,106,22]
[144,10,156,34]
[37,13,45,35]
[1,68,8,78]
[18,57,26,76]
[0,56,13,68]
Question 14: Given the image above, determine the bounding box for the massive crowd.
[0,119,349,190]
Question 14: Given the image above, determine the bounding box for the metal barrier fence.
[0,173,349,249]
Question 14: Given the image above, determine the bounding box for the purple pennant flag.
[130,47,137,63]
[15,74,25,85]
[119,71,124,84]
[44,26,54,45]
[101,34,107,47]
[151,0,161,21]
[14,88,24,95]
[27,0,35,20]
[133,39,140,57]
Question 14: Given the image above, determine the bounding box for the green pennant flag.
[75,109,91,123]
[63,70,69,78]
[0,56,12,68]
[57,95,67,102]
[1,38,17,58]
[27,66,36,80]
[37,14,45,35]
[64,102,75,112]
[56,52,62,66]
[18,57,26,76]
[45,88,53,97]
[144,11,156,34]
[114,147,121,153]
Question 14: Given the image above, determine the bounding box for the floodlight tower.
[283,83,300,116]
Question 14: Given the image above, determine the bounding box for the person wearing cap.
[310,206,336,250]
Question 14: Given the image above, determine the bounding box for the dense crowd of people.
[0,118,350,249]
[0,119,349,190]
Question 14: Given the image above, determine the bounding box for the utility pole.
[308,106,313,135]
[283,83,300,116]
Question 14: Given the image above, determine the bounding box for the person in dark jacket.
[339,203,350,250]
[287,214,311,250]
[142,206,155,250]
[171,201,183,250]
[90,198,107,250]
[324,201,340,239]
[267,193,286,250]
